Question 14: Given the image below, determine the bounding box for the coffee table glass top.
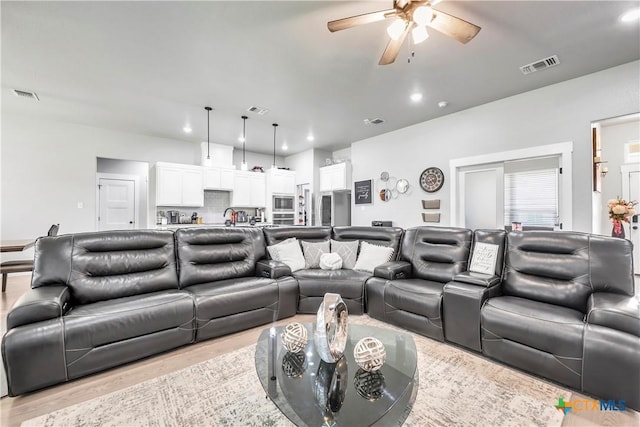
[255,322,418,426]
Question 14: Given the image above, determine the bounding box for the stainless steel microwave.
[272,195,294,212]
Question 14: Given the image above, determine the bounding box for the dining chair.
[1,224,59,292]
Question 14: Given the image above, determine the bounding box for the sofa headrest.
[263,227,331,246]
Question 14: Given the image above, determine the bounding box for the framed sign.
[469,243,499,275]
[355,179,372,205]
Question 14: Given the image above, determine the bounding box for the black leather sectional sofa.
[2,225,638,412]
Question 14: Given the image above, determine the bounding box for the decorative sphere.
[354,368,386,401]
[282,351,307,378]
[281,322,308,353]
[354,337,386,372]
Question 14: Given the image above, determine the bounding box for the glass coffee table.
[255,322,418,426]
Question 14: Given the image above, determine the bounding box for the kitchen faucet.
[223,208,237,226]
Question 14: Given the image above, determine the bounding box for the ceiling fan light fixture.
[412,25,429,44]
[412,6,433,26]
[387,19,406,40]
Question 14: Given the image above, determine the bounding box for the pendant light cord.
[272,123,278,168]
[241,116,248,164]
[205,106,212,159]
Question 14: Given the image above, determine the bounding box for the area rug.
[22,317,567,427]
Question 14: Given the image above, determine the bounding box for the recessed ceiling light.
[438,101,448,108]
[238,136,245,142]
[621,8,640,22]
[307,134,315,142]
[621,7,640,22]
[410,93,423,102]
[183,126,192,133]
[282,144,288,151]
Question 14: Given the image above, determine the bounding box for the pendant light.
[205,106,213,162]
[272,123,278,169]
[241,115,248,171]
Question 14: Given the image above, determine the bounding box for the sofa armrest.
[374,261,412,280]
[256,259,291,279]
[7,286,71,329]
[586,293,640,337]
[453,271,501,287]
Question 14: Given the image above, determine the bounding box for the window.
[624,140,640,164]
[504,168,558,227]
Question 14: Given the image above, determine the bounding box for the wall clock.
[419,167,445,193]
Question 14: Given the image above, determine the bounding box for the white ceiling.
[2,1,639,156]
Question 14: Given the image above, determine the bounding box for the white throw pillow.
[330,239,359,269]
[267,238,305,272]
[319,252,343,270]
[353,241,395,273]
[300,240,330,269]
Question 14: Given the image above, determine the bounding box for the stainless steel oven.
[272,195,294,212]
[272,212,295,226]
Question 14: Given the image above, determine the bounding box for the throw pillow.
[353,241,395,273]
[330,239,359,269]
[267,238,305,272]
[300,240,330,269]
[319,252,343,270]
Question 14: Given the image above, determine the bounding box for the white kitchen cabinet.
[232,171,266,207]
[155,162,204,207]
[267,168,296,195]
[203,166,235,190]
[319,162,351,192]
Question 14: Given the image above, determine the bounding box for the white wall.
[0,115,200,248]
[600,119,640,235]
[351,61,640,231]
[232,149,284,171]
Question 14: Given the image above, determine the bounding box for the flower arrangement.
[608,198,638,223]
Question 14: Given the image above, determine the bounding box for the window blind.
[504,168,558,227]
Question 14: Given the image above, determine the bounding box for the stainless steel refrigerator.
[319,191,351,226]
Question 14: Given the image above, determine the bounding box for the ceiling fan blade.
[328,9,397,32]
[379,23,411,65]
[428,9,481,44]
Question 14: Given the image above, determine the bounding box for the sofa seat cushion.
[64,290,195,360]
[482,296,585,357]
[186,277,280,320]
[293,269,370,300]
[384,279,444,320]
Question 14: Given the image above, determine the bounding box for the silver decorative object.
[281,322,308,353]
[314,293,348,363]
[354,337,386,372]
[314,359,348,422]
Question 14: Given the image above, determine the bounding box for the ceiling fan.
[327,0,481,65]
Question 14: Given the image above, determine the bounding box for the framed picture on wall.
[355,179,373,205]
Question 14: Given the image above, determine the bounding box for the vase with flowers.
[607,198,638,238]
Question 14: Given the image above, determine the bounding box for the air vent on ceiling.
[520,55,560,75]
[12,89,39,101]
[247,105,269,115]
[364,118,385,125]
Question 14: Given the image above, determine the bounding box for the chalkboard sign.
[354,179,372,205]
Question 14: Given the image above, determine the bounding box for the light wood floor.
[1,275,638,427]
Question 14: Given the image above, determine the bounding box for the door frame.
[95,173,141,231]
[449,141,573,230]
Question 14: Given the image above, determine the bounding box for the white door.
[622,168,640,270]
[99,178,135,231]
[458,164,504,229]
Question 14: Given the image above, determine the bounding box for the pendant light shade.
[241,115,248,171]
[272,123,278,169]
[204,106,213,164]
